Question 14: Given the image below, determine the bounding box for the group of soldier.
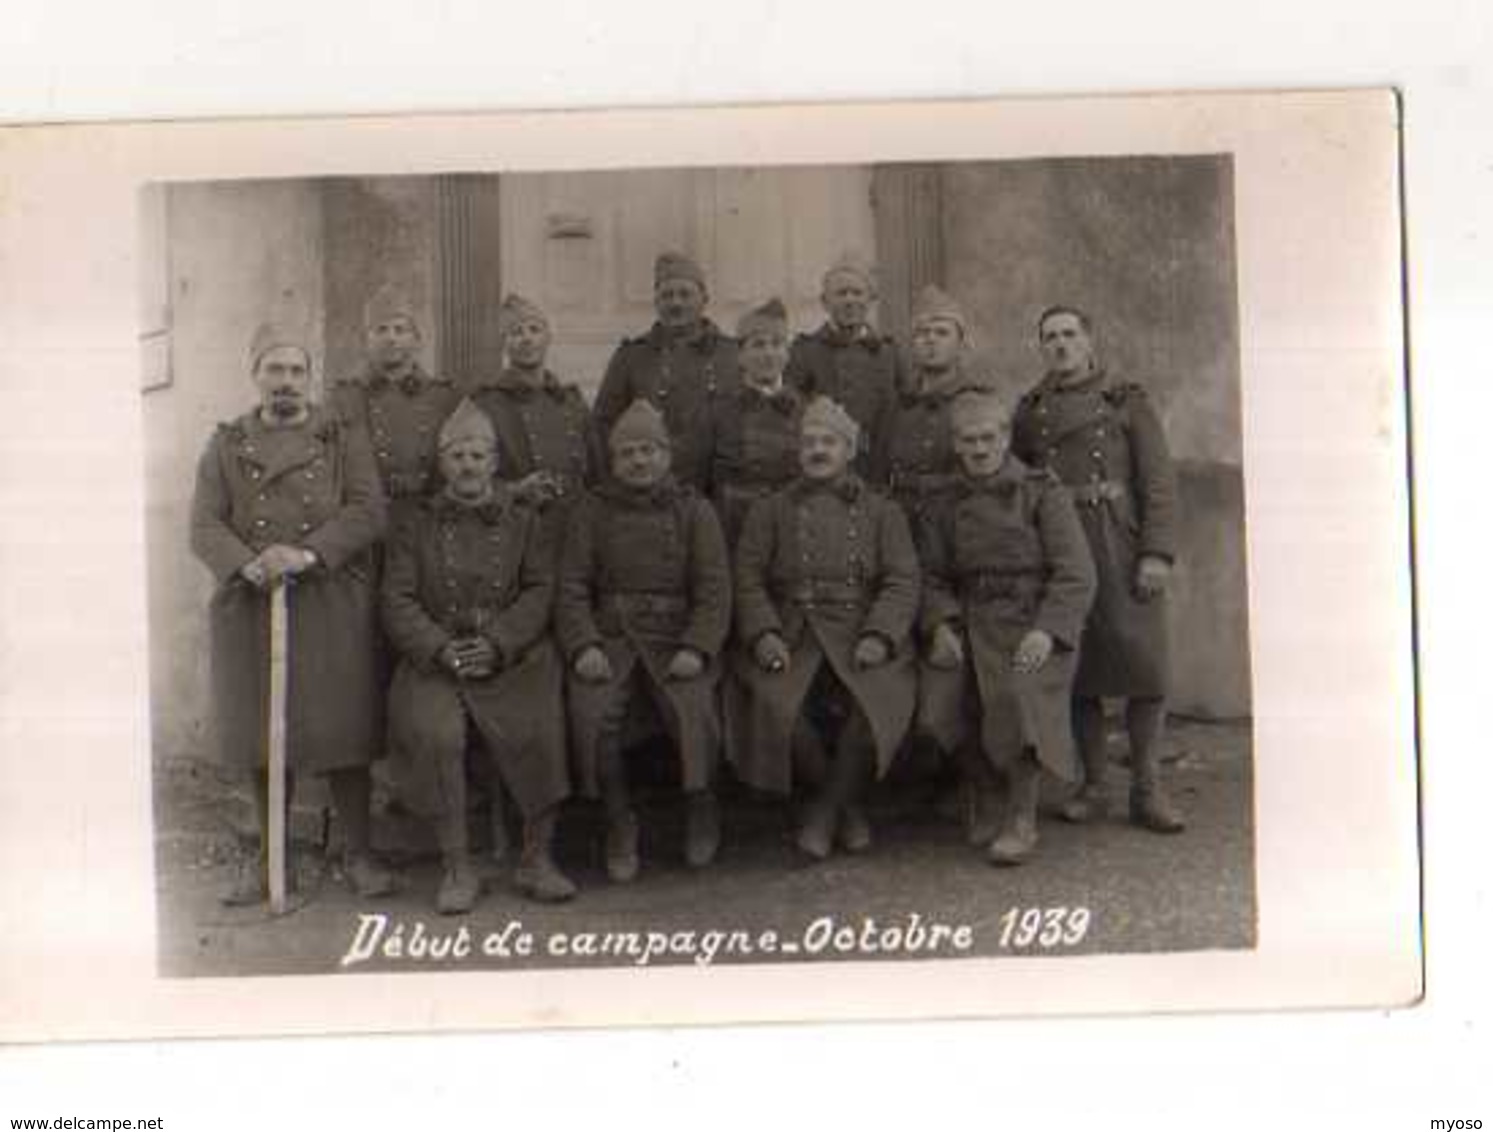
[189,248,1184,917]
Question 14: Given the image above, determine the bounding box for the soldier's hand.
[437,641,467,677]
[666,648,706,681]
[514,470,561,506]
[1134,555,1172,601]
[853,634,891,670]
[456,637,498,679]
[257,544,313,583]
[1012,629,1054,674]
[573,646,614,684]
[240,556,270,589]
[753,632,791,673]
[927,622,965,670]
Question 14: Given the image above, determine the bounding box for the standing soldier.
[330,283,461,509]
[919,390,1096,864]
[382,400,576,913]
[592,251,740,493]
[1012,306,1184,833]
[872,285,988,533]
[786,252,901,474]
[190,321,397,905]
[557,400,732,882]
[730,397,920,860]
[471,292,602,511]
[711,297,804,549]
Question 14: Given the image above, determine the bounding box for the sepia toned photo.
[0,91,1417,1040]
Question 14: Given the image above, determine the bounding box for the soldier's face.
[800,425,852,481]
[655,279,707,330]
[822,274,873,330]
[612,438,671,488]
[953,419,1011,478]
[366,316,420,371]
[910,317,963,371]
[506,317,551,369]
[440,438,498,499]
[739,327,789,389]
[1039,312,1094,377]
[253,346,312,421]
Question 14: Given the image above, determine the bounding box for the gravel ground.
[154,716,1254,977]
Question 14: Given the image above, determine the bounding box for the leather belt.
[1069,480,1125,505]
[887,469,960,494]
[774,579,869,608]
[600,591,689,614]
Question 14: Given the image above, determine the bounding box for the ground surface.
[154,718,1254,976]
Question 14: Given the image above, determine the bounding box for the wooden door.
[499,166,876,400]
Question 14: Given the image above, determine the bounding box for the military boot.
[1061,698,1110,823]
[514,808,578,903]
[488,798,511,866]
[605,809,641,883]
[988,759,1041,867]
[837,803,873,854]
[436,855,481,915]
[957,746,1002,846]
[343,852,399,898]
[1130,764,1186,833]
[795,800,836,861]
[684,791,721,868]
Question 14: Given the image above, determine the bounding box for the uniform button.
[254,518,268,528]
[249,469,262,479]
[299,522,312,533]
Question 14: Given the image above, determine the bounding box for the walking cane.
[266,579,290,915]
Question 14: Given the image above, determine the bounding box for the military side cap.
[822,250,876,292]
[438,397,498,452]
[499,292,549,334]
[801,395,859,447]
[911,285,968,334]
[247,320,310,372]
[736,296,789,341]
[949,388,1011,432]
[364,282,419,331]
[654,250,706,289]
[609,399,671,448]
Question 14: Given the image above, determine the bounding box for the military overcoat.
[917,457,1097,778]
[470,367,601,505]
[591,321,740,492]
[709,383,804,549]
[785,323,901,474]
[189,407,387,774]
[870,369,988,532]
[555,479,732,796]
[329,364,461,502]
[381,490,569,820]
[1012,369,1177,697]
[727,476,920,793]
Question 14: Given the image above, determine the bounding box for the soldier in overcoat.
[591,252,740,493]
[328,283,461,509]
[785,253,901,475]
[471,293,602,512]
[710,297,804,549]
[919,390,1097,864]
[1011,306,1184,833]
[870,285,989,534]
[556,400,732,882]
[729,397,921,860]
[190,321,397,905]
[382,400,577,913]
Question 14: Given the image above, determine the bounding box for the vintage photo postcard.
[0,89,1418,1042]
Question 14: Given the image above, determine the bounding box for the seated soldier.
[556,400,731,882]
[728,396,920,860]
[382,399,576,913]
[711,297,804,550]
[919,390,1096,865]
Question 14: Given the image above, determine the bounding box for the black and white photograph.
[0,90,1417,1039]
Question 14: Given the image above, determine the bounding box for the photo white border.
[0,89,1418,1043]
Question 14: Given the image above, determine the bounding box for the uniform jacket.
[189,406,387,773]
[556,478,731,795]
[727,475,920,792]
[870,367,989,530]
[1012,369,1177,696]
[786,323,901,473]
[381,489,568,819]
[592,320,740,492]
[709,382,804,549]
[917,456,1096,777]
[329,364,461,501]
[470,367,601,504]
